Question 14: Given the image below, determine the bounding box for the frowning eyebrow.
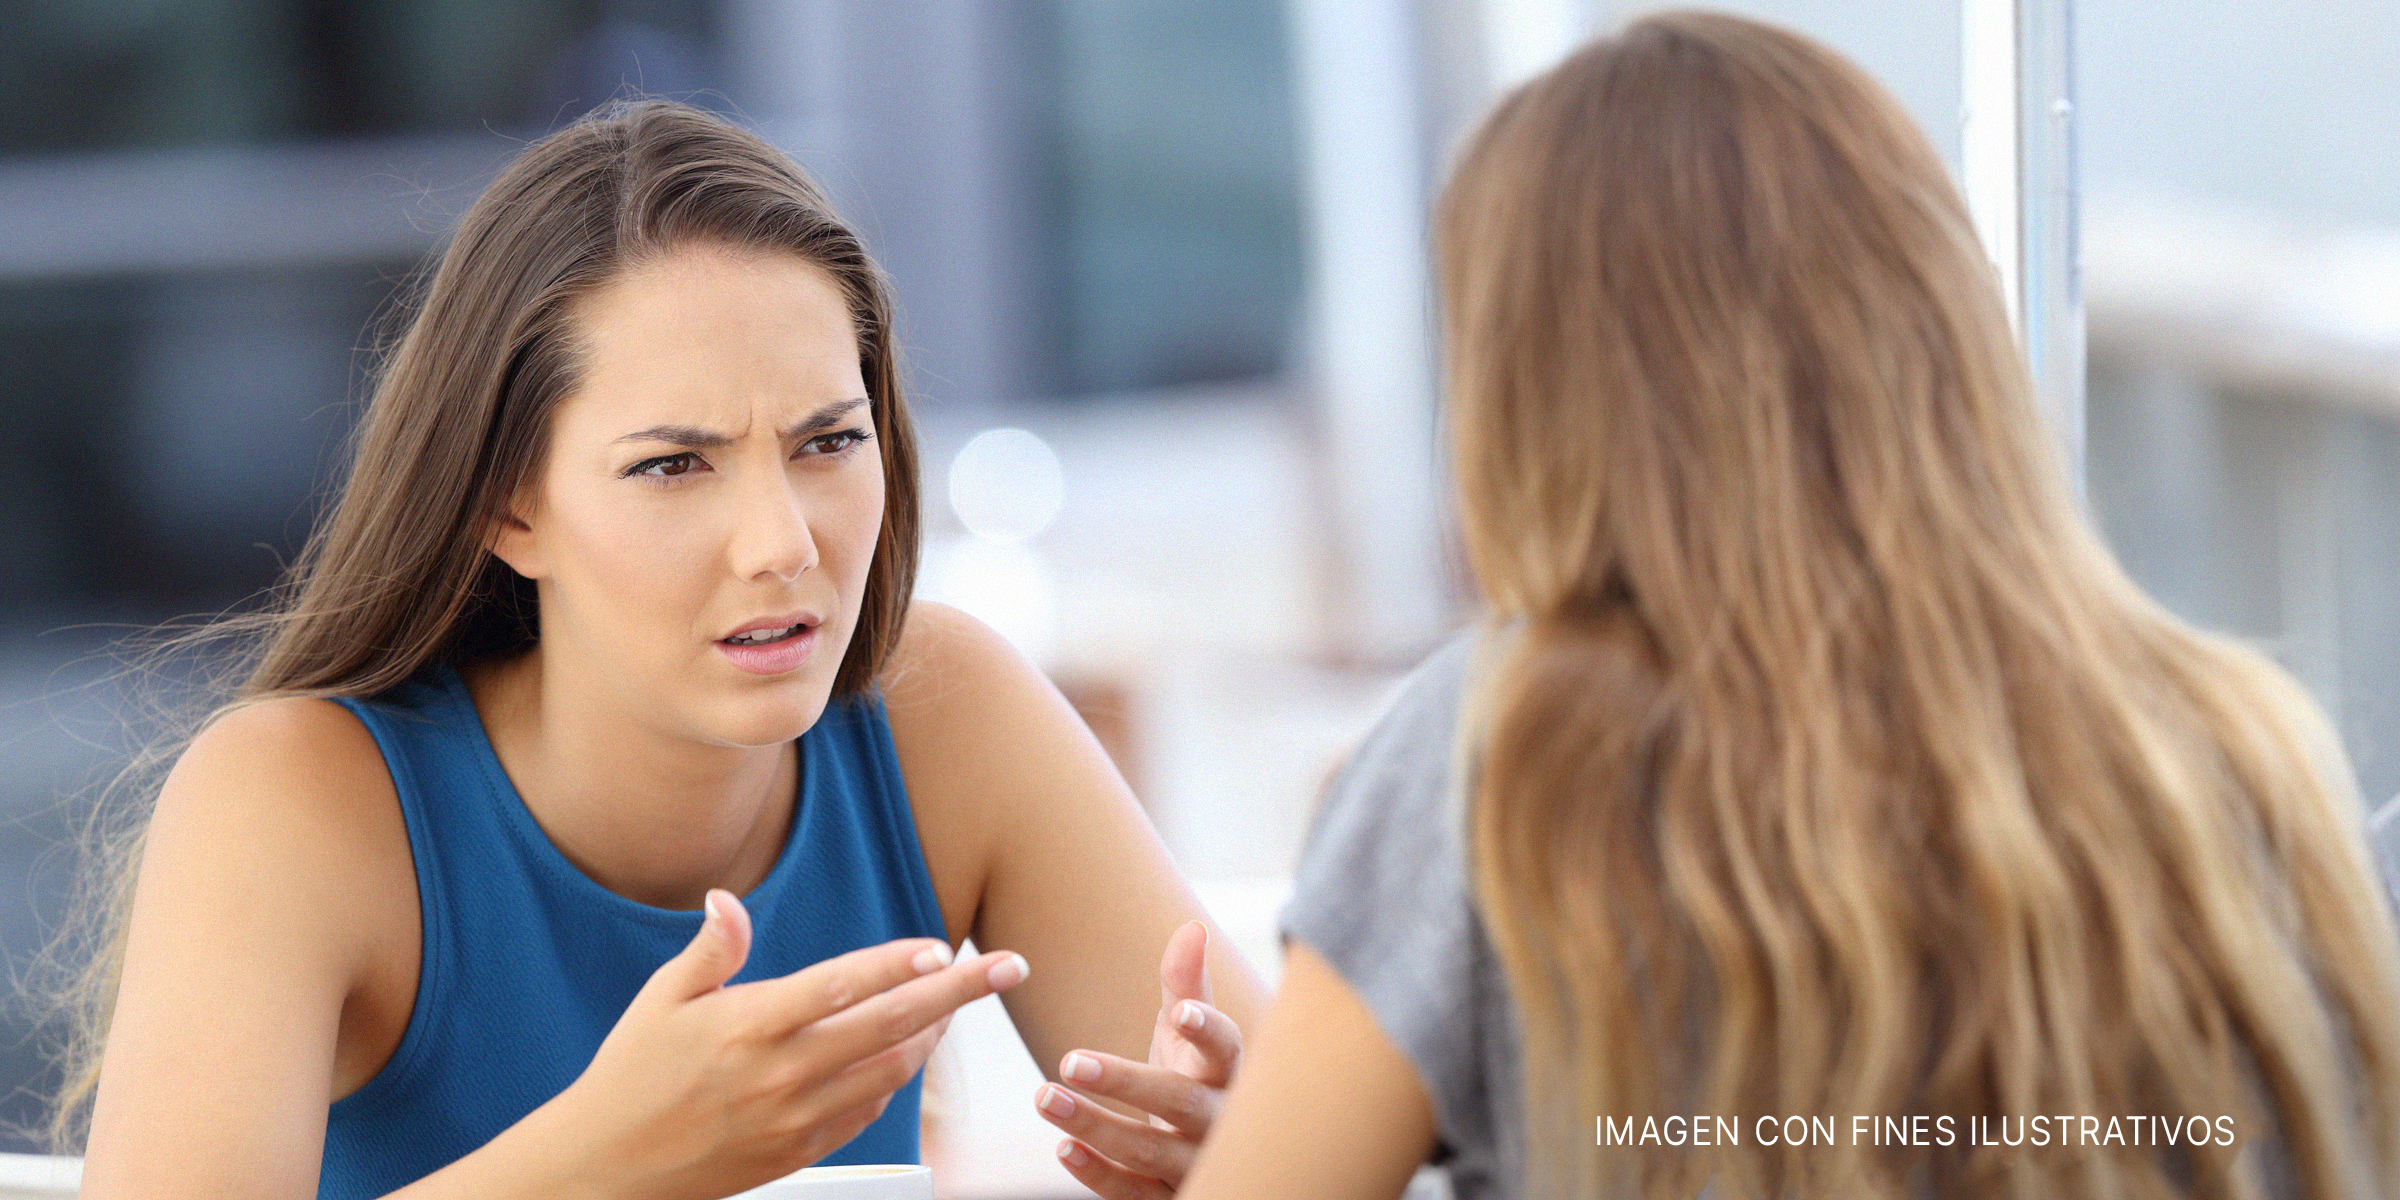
[612,397,870,449]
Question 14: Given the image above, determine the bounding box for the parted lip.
[717,611,821,641]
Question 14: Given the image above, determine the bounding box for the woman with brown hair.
[1174,11,2400,1200]
[58,99,1261,1199]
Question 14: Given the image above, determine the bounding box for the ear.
[486,489,548,581]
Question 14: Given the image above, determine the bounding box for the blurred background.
[2,0,2397,1195]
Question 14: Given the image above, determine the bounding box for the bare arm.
[82,698,411,1198]
[1177,941,1439,1200]
[881,603,1269,1084]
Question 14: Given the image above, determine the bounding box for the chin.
[701,670,838,747]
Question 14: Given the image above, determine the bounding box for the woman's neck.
[462,647,798,910]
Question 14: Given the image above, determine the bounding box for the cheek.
[546,489,714,619]
[830,463,888,587]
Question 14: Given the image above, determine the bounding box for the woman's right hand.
[533,888,1026,1200]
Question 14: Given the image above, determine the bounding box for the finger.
[643,889,755,1004]
[809,1006,956,1118]
[1157,920,1212,1010]
[738,935,961,1033]
[1055,1050,1217,1136]
[1037,1083,1197,1183]
[1162,999,1241,1085]
[1056,1137,1177,1200]
[833,1004,954,1085]
[789,1094,897,1169]
[802,949,1028,1064]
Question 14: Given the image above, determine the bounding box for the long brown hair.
[1444,12,2400,1198]
[44,98,922,1147]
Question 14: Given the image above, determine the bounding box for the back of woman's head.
[1442,12,2400,1198]
[264,97,918,701]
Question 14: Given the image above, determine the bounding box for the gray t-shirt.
[1280,633,1524,1200]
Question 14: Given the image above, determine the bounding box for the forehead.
[558,246,866,429]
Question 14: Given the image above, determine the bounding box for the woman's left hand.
[1034,920,1242,1199]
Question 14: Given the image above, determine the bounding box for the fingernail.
[1062,1051,1100,1084]
[702,890,724,930]
[1038,1084,1077,1119]
[913,942,954,974]
[1176,1000,1205,1032]
[987,952,1030,990]
[1058,1140,1087,1167]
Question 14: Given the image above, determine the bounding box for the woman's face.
[491,244,883,747]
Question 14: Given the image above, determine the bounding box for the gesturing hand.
[548,889,1029,1200]
[1035,921,1242,1199]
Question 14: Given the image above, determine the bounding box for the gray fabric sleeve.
[2370,794,2400,921]
[1278,632,1494,1165]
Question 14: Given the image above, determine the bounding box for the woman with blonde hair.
[1167,11,2400,1199]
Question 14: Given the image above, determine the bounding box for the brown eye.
[799,430,871,457]
[630,453,701,478]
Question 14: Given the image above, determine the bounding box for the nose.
[725,469,819,583]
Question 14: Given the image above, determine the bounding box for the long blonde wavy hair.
[1444,12,2400,1198]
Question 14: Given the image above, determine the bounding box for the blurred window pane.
[0,0,723,154]
[1024,0,1305,396]
[2081,0,2400,802]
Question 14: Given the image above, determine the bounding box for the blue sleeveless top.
[319,666,947,1198]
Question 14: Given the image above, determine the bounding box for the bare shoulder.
[876,600,1037,716]
[875,600,1094,779]
[174,693,384,777]
[145,695,412,981]
[875,601,1096,945]
[160,696,395,850]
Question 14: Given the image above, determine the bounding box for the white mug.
[729,1164,935,1200]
